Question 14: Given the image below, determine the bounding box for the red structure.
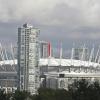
[48,42,51,57]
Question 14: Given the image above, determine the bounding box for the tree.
[55,89,72,100]
[37,88,72,100]
[69,79,88,100]
[13,90,31,100]
[68,79,100,100]
[0,89,6,100]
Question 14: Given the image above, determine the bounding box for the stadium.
[0,52,100,92]
[0,24,100,93]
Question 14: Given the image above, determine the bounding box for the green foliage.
[13,90,31,100]
[0,89,6,100]
[37,88,72,100]
[0,89,12,100]
[69,79,100,100]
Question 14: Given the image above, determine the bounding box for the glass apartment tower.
[18,24,40,94]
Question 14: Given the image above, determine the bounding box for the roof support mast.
[48,42,51,57]
[81,44,85,61]
[95,46,100,63]
[71,43,75,66]
[59,42,62,72]
[89,45,94,62]
[4,48,8,60]
[11,43,15,66]
[0,43,5,61]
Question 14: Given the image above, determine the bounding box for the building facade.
[44,72,100,90]
[18,24,40,94]
[39,41,48,58]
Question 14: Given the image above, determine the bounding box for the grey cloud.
[0,0,100,25]
[0,0,100,44]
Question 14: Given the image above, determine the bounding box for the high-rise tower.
[17,23,40,94]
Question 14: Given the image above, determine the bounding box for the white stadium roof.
[39,58,100,68]
[0,58,99,68]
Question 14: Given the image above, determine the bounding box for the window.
[21,77,24,83]
[59,74,65,78]
[21,67,24,75]
[21,35,24,43]
[21,47,24,51]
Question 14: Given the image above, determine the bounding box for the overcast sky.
[0,0,100,56]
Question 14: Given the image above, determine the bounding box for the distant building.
[17,23,40,94]
[0,63,17,93]
[39,41,49,58]
[43,72,99,90]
